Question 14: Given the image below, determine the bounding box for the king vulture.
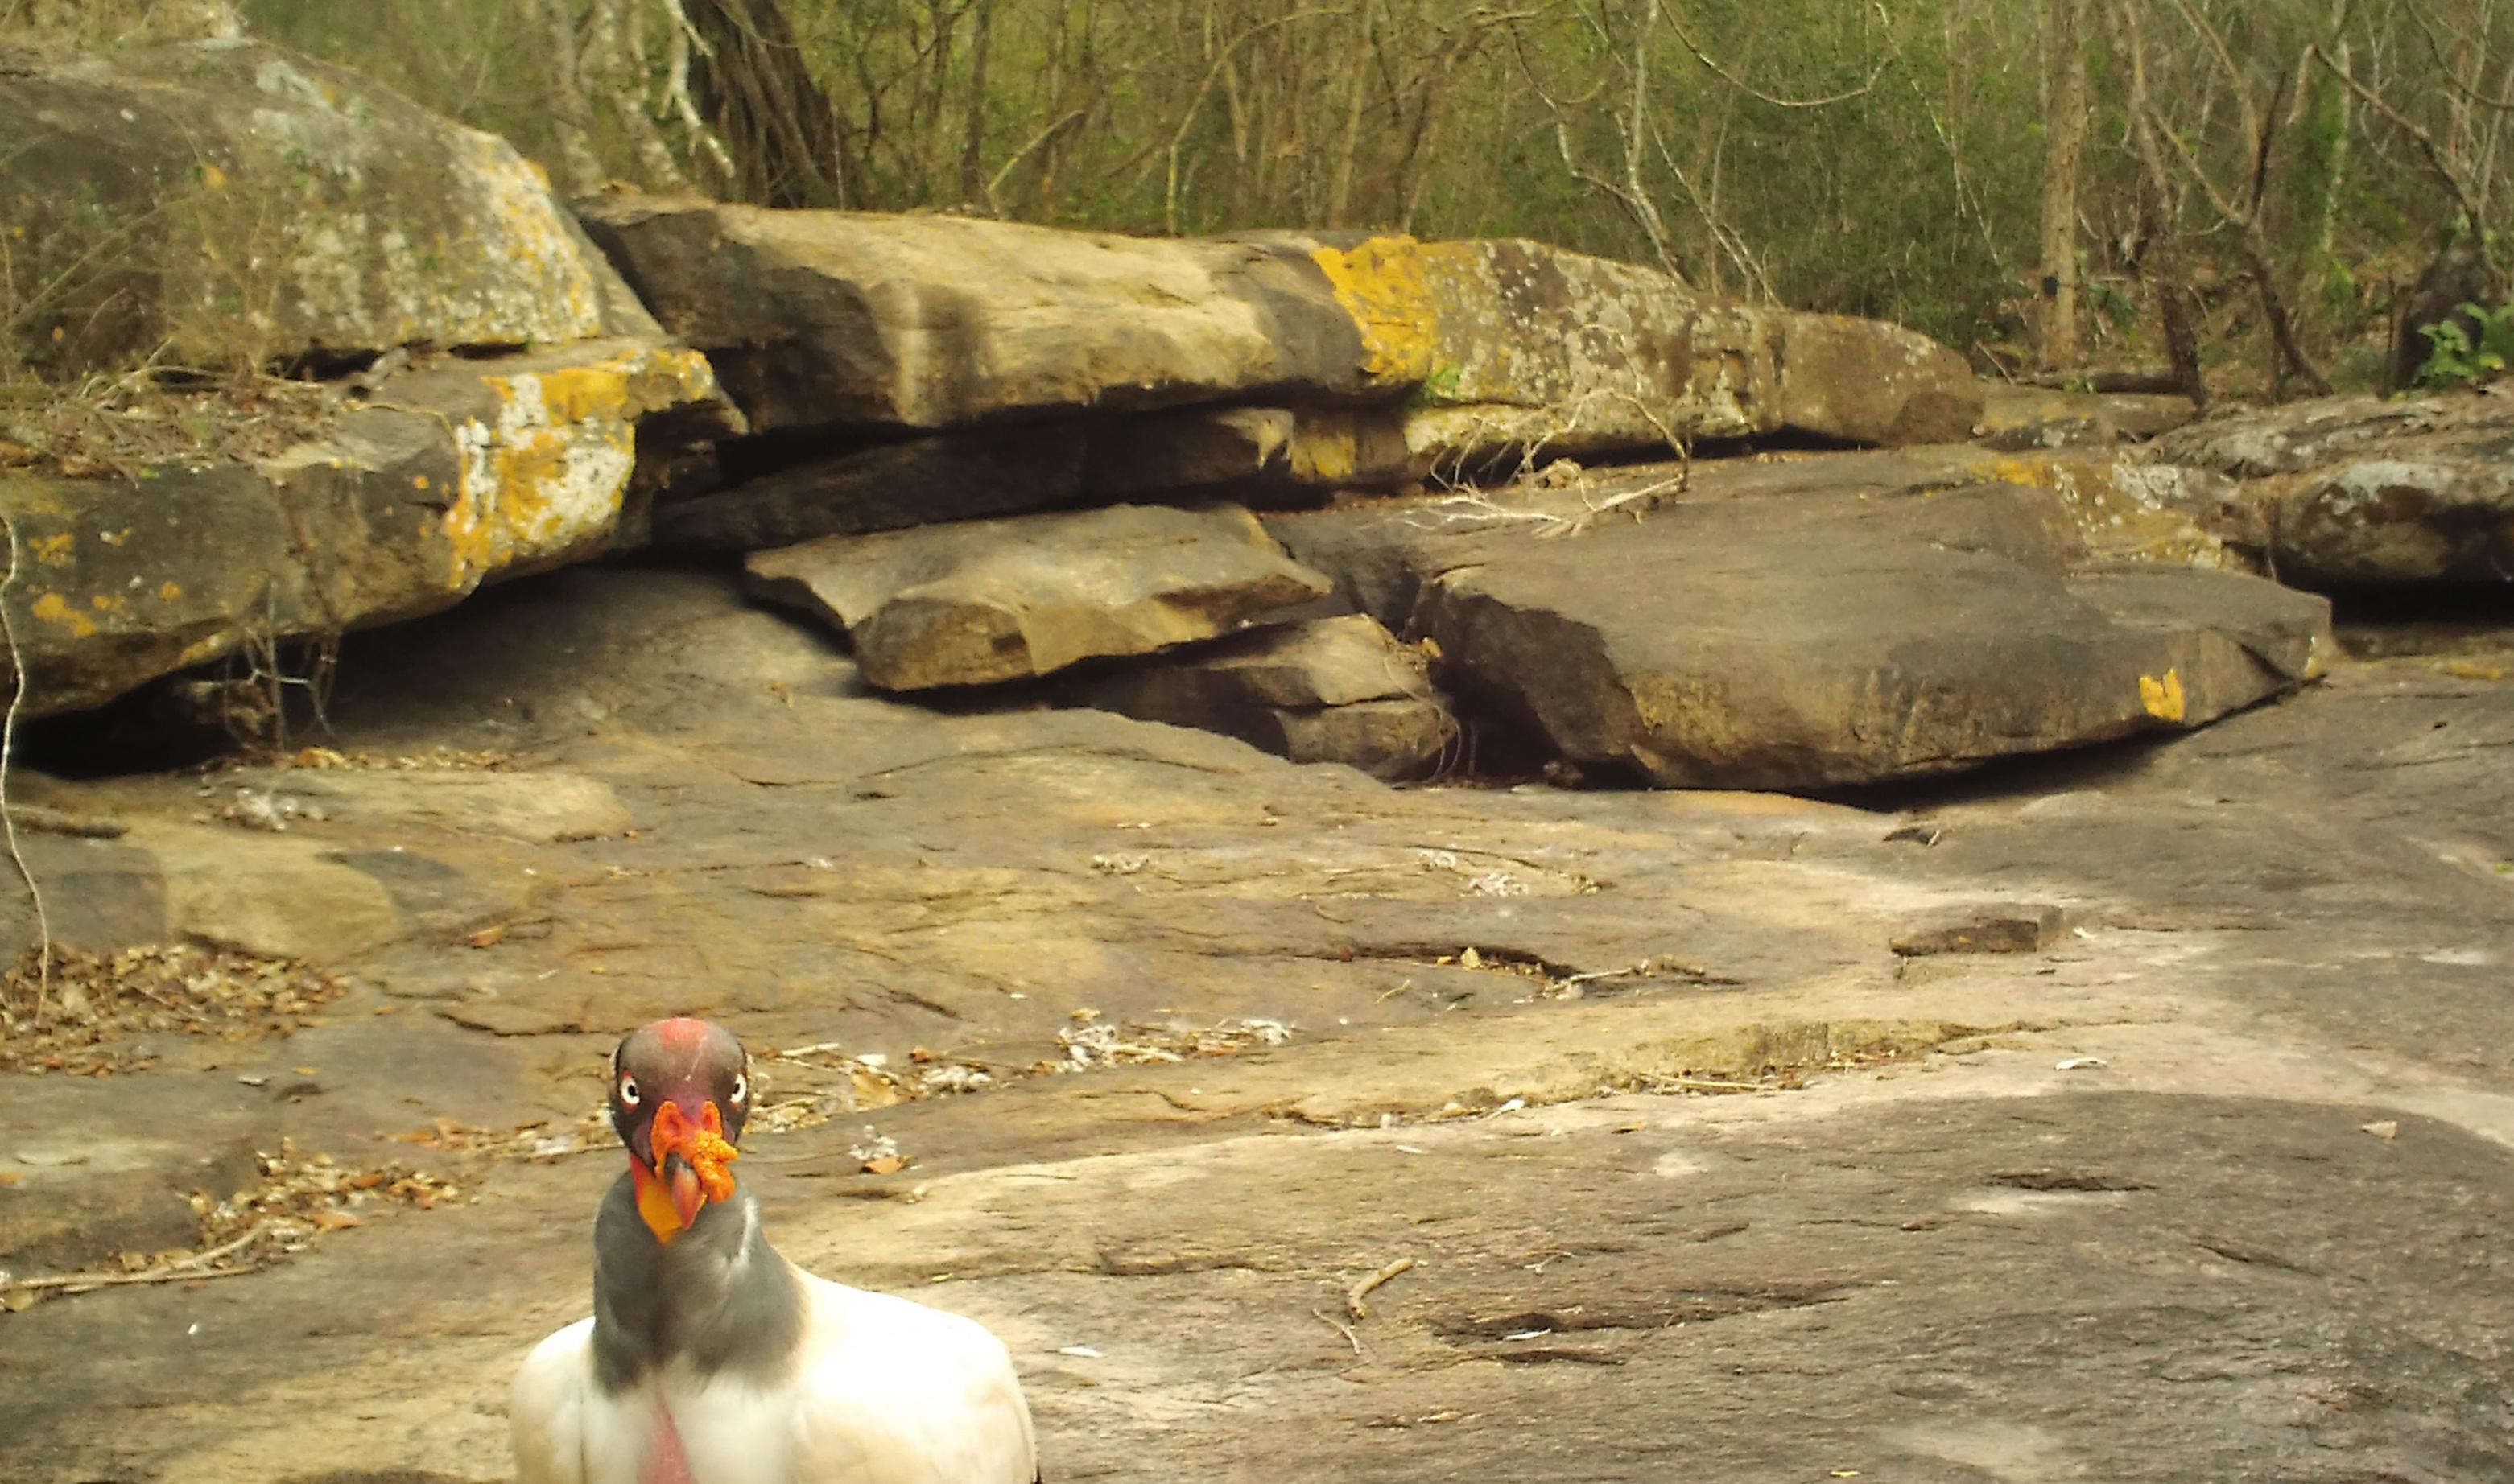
[511,1017,1040,1484]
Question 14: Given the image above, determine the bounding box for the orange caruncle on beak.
[632,1099,740,1244]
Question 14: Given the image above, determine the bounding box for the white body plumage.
[512,1262,1038,1484]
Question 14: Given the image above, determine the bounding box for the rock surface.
[1276,464,2330,787]
[1074,615,1455,779]
[745,503,1334,690]
[654,426,1092,550]
[576,195,1373,433]
[2152,391,2514,586]
[1307,236,1982,474]
[581,196,1980,471]
[2,563,2511,1484]
[0,39,657,379]
[2,340,728,715]
[1084,406,1414,505]
[1975,385,2200,448]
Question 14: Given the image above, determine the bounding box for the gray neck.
[590,1170,806,1392]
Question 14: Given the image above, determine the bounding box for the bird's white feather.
[510,1264,1036,1484]
[786,1270,1038,1484]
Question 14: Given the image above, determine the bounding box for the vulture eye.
[729,1072,748,1105]
[618,1074,642,1107]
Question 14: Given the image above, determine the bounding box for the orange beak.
[633,1099,739,1244]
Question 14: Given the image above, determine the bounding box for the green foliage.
[2413,301,2514,389]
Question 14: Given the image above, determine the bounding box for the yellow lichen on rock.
[2139,669,2187,723]
[1311,236,1440,387]
[440,346,719,592]
[29,591,98,638]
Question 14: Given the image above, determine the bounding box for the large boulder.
[745,503,1334,691]
[2,341,727,715]
[0,39,658,379]
[1073,615,1457,780]
[2149,393,2514,586]
[575,195,1372,434]
[0,42,737,715]
[583,198,1984,526]
[1272,464,2330,789]
[1975,386,2199,450]
[1302,236,1983,476]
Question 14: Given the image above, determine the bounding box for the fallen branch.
[3,1224,270,1298]
[4,1262,266,1297]
[1346,1255,1416,1321]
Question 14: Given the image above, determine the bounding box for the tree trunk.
[957,0,996,209]
[2242,227,2332,398]
[2117,2,2205,409]
[2037,0,2087,371]
[1326,0,1378,228]
[533,0,608,197]
[683,0,846,208]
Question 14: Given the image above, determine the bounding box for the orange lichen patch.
[1311,235,1439,387]
[28,591,98,637]
[535,363,638,425]
[439,346,719,592]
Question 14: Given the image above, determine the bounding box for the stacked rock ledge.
[0,41,737,716]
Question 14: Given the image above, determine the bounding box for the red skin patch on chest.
[641,1397,696,1484]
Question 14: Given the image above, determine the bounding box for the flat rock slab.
[0,39,656,379]
[1305,236,1980,473]
[745,503,1334,690]
[1975,385,2200,449]
[2,559,2513,1484]
[2151,391,2514,585]
[655,425,1092,550]
[576,195,1371,433]
[1075,615,1456,779]
[1279,472,2331,788]
[580,196,1979,469]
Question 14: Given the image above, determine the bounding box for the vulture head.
[608,1016,751,1245]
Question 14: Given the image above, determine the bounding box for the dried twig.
[3,1224,269,1297]
[0,513,49,1014]
[1312,1305,1365,1357]
[1346,1256,1416,1321]
[4,1262,267,1297]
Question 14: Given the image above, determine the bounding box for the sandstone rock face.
[1075,615,1455,779]
[576,195,1372,434]
[656,427,1092,550]
[1276,468,2330,789]
[1962,451,2270,572]
[585,198,1984,532]
[1773,312,1982,446]
[13,563,2514,1484]
[1084,406,1414,505]
[1976,386,2199,449]
[0,39,656,379]
[745,503,1334,690]
[2150,393,2514,586]
[1303,237,1984,472]
[2,340,726,715]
